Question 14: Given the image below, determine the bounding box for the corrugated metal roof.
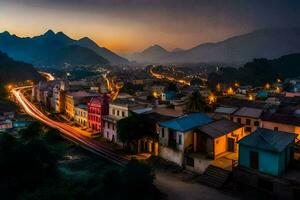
[214,107,238,114]
[159,113,212,132]
[198,119,241,138]
[238,128,296,152]
[233,107,263,118]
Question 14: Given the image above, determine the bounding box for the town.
[2,60,300,199]
[1,1,300,199]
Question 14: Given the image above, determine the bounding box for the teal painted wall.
[238,145,288,176]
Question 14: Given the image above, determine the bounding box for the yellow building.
[65,91,98,120]
[74,105,88,127]
[158,113,244,173]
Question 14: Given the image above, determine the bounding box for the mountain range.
[127,27,300,64]
[0,30,128,67]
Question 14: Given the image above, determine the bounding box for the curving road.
[12,86,127,166]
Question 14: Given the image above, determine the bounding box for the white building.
[102,99,144,143]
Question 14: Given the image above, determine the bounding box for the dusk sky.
[1,0,300,54]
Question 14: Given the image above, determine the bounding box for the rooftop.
[237,128,296,152]
[233,107,263,118]
[214,106,238,115]
[197,119,242,138]
[67,90,99,98]
[159,113,213,132]
[261,112,300,126]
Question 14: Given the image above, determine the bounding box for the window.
[237,118,241,124]
[246,119,251,125]
[230,116,233,121]
[117,110,120,116]
[112,109,115,115]
[254,121,260,126]
[245,127,252,132]
[274,127,279,131]
[122,111,125,117]
[178,134,182,145]
[162,128,165,138]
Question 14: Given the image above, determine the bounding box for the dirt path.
[155,170,239,200]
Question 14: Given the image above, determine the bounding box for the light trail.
[38,71,55,81]
[103,74,123,100]
[150,66,191,86]
[12,86,127,166]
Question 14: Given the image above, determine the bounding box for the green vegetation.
[187,91,212,112]
[0,122,161,200]
[120,82,144,95]
[208,54,300,87]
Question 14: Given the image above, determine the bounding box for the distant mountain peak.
[142,44,168,54]
[44,29,55,36]
[0,31,11,37]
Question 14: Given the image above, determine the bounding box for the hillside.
[128,27,300,64]
[208,53,300,87]
[0,51,43,83]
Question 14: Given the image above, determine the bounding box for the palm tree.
[187,90,207,112]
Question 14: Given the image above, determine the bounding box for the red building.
[88,94,109,133]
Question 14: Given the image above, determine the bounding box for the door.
[250,151,259,169]
[197,134,207,152]
[227,138,235,152]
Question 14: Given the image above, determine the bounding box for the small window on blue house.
[162,128,165,138]
[178,134,182,145]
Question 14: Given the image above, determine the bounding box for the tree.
[20,121,44,141]
[117,113,156,152]
[123,159,160,200]
[187,90,207,112]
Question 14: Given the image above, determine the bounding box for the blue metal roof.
[159,113,212,132]
[238,128,296,152]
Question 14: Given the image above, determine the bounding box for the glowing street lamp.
[276,87,281,93]
[208,93,217,104]
[265,83,271,90]
[227,87,234,95]
[248,94,254,101]
[216,83,221,92]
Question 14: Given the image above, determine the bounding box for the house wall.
[159,127,169,146]
[214,135,227,156]
[186,157,212,174]
[103,121,117,142]
[182,131,193,151]
[239,145,281,176]
[262,121,300,140]
[74,107,88,127]
[232,116,260,134]
[159,145,184,166]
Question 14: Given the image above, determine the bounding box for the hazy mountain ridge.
[0,30,128,67]
[128,27,300,64]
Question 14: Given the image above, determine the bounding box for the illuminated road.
[12,86,127,166]
[150,66,191,86]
